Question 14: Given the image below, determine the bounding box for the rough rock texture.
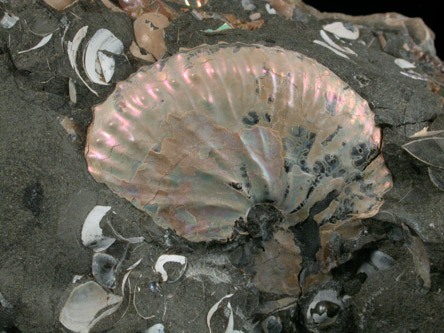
[1,0,443,332]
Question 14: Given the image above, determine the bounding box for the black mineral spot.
[284,159,293,173]
[23,182,43,217]
[265,113,271,122]
[268,96,274,103]
[229,182,243,191]
[242,111,259,125]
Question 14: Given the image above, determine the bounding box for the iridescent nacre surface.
[86,43,392,243]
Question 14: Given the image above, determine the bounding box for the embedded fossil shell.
[86,43,392,242]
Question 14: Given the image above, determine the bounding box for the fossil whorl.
[86,43,392,242]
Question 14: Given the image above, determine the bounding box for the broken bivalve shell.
[92,253,117,289]
[86,43,392,243]
[81,205,115,252]
[59,281,122,332]
[132,13,169,62]
[83,29,123,85]
[154,254,187,282]
[322,22,359,40]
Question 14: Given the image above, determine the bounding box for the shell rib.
[86,43,392,242]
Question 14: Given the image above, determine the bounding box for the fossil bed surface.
[1,1,444,332]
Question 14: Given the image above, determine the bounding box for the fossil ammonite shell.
[86,43,392,242]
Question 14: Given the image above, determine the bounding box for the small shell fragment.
[428,167,444,191]
[402,137,444,168]
[323,22,359,40]
[68,26,98,96]
[145,324,165,333]
[394,58,416,69]
[400,71,427,81]
[320,30,356,56]
[154,254,187,282]
[81,205,115,252]
[130,41,156,62]
[92,253,117,289]
[68,78,77,104]
[59,281,122,332]
[118,0,178,19]
[265,3,277,15]
[72,275,83,283]
[44,0,77,11]
[249,13,261,21]
[206,294,233,333]
[17,33,53,54]
[1,12,19,29]
[409,127,444,138]
[133,13,169,61]
[83,29,123,85]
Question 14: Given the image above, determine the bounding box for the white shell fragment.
[409,127,444,138]
[320,30,357,56]
[59,281,123,332]
[226,302,243,333]
[83,29,123,85]
[17,33,53,54]
[92,253,117,289]
[145,323,165,333]
[72,275,83,283]
[154,254,187,282]
[394,58,416,69]
[1,12,19,29]
[207,294,233,333]
[68,26,98,96]
[323,22,359,40]
[265,3,277,15]
[400,71,427,81]
[121,258,143,297]
[81,205,116,252]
